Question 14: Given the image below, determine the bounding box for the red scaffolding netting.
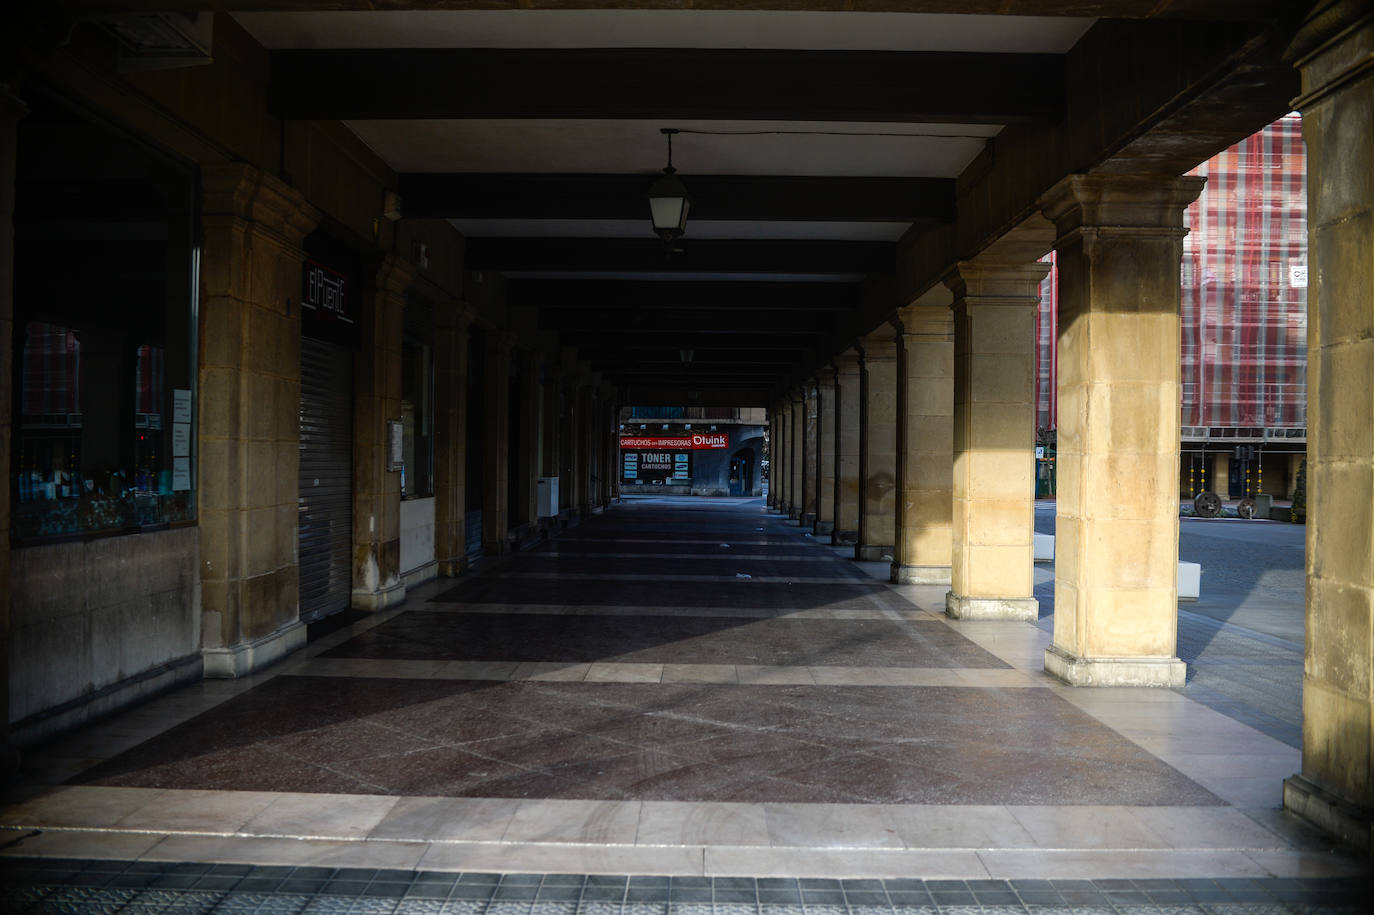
[1037,113,1308,435]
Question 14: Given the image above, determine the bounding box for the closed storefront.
[298,248,357,622]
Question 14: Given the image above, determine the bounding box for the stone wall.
[9,527,201,742]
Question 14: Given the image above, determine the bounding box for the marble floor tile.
[635,802,770,847]
[734,667,815,685]
[701,848,990,879]
[113,788,281,833]
[514,663,593,682]
[1005,807,1174,850]
[1187,776,1287,809]
[1,785,166,829]
[240,793,401,840]
[1126,806,1290,850]
[585,664,666,683]
[976,849,1271,879]
[141,834,431,869]
[883,805,1038,849]
[0,827,165,860]
[660,665,739,684]
[368,797,520,842]
[501,799,643,844]
[761,803,905,849]
[417,842,705,876]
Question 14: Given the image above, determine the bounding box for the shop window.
[12,90,196,542]
[401,338,434,499]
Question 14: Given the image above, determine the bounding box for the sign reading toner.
[619,433,729,450]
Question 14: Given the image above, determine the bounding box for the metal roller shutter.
[299,336,353,622]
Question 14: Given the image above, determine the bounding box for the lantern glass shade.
[649,172,690,236]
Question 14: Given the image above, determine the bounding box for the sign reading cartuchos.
[619,433,728,450]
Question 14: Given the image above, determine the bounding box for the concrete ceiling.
[225,5,1274,401]
[234,10,1094,52]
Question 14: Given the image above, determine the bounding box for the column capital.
[1039,174,1205,242]
[895,302,955,338]
[201,161,320,249]
[833,347,863,374]
[857,327,898,361]
[942,260,1050,304]
[370,253,416,299]
[1286,0,1374,107]
[815,363,838,384]
[788,388,805,404]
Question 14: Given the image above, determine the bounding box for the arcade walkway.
[2,499,1370,895]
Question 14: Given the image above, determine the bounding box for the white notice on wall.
[173,388,193,424]
[172,422,191,457]
[172,457,192,492]
[1289,265,1308,288]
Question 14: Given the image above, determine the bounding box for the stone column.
[766,407,778,509]
[579,379,596,517]
[943,262,1045,619]
[1282,3,1374,849]
[815,368,838,536]
[352,254,414,612]
[789,390,805,519]
[482,333,513,554]
[1038,175,1202,681]
[857,330,898,561]
[801,381,819,525]
[433,302,470,576]
[774,404,789,513]
[892,300,956,585]
[569,373,585,516]
[0,85,25,770]
[833,349,863,545]
[600,383,618,507]
[514,352,541,533]
[540,368,562,517]
[198,163,318,677]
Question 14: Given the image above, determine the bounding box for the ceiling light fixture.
[648,128,690,250]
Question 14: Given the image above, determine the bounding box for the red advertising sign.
[619,433,729,450]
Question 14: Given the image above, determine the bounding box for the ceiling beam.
[539,309,834,334]
[271,49,1063,124]
[64,2,1285,19]
[560,331,815,350]
[510,279,860,310]
[579,349,798,364]
[401,175,954,222]
[466,238,894,274]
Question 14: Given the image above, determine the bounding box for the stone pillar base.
[891,563,952,585]
[1043,644,1186,687]
[946,592,1037,621]
[1284,774,1374,853]
[801,512,817,526]
[438,557,468,578]
[203,620,306,679]
[788,508,802,521]
[832,529,858,545]
[855,544,893,562]
[352,581,406,612]
[814,521,835,536]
